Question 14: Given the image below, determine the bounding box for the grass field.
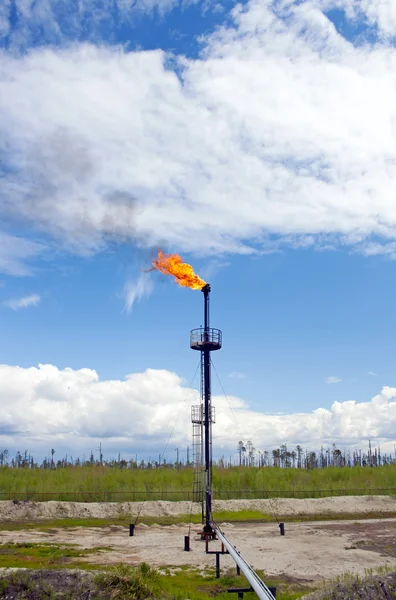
[0,542,111,569]
[0,465,395,501]
[0,562,309,600]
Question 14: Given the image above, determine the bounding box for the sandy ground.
[1,497,396,586]
[1,495,395,520]
[2,518,396,584]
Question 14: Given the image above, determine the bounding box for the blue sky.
[2,0,396,461]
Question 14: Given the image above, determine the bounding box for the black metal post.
[203,284,212,533]
[228,588,252,599]
[215,552,220,578]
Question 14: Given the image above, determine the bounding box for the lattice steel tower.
[190,284,222,535]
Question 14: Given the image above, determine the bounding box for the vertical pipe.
[204,346,211,530]
[204,284,210,333]
[203,284,212,532]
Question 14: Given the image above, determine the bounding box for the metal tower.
[190,284,222,534]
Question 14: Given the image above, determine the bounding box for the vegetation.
[0,569,99,599]
[0,542,110,569]
[3,565,396,600]
[95,563,162,599]
[0,462,396,502]
[0,564,311,599]
[304,566,396,599]
[0,441,391,471]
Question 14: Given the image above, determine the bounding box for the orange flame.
[151,250,206,290]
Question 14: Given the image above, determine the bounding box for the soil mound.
[0,495,395,521]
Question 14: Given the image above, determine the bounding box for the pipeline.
[212,525,276,600]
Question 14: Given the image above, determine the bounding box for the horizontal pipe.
[213,526,276,600]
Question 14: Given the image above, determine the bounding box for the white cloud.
[228,371,246,379]
[4,294,41,310]
[3,2,396,265]
[123,273,154,313]
[325,376,342,384]
[369,371,378,377]
[318,0,396,37]
[0,234,44,276]
[1,363,396,457]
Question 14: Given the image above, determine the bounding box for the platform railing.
[190,327,222,347]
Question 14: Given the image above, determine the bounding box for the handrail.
[213,524,276,600]
[190,328,222,345]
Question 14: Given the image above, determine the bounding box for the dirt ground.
[1,518,396,585]
[1,497,396,588]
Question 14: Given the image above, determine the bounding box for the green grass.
[0,563,311,600]
[1,464,396,502]
[0,541,111,569]
[0,512,272,532]
[95,563,163,599]
[95,563,311,600]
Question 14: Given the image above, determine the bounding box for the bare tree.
[237,441,246,466]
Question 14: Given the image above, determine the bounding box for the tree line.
[237,440,394,469]
[0,440,393,470]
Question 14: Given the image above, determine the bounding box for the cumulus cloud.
[4,294,40,310]
[325,376,342,384]
[124,273,154,313]
[1,363,396,457]
[3,1,396,268]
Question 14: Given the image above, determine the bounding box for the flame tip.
[151,250,206,290]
